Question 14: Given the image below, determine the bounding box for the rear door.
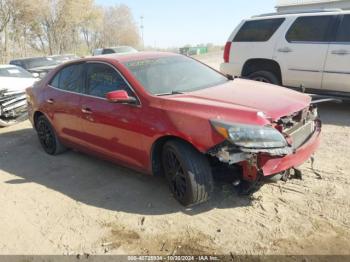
[322,14,350,93]
[45,63,85,145]
[275,15,337,90]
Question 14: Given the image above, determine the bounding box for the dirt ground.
[0,52,349,256]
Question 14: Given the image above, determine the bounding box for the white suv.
[220,9,350,98]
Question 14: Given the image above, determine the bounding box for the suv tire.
[248,70,280,85]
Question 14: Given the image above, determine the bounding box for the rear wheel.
[36,115,66,155]
[162,140,213,207]
[248,70,280,85]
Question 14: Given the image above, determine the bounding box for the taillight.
[223,42,232,63]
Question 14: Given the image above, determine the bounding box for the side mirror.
[106,90,137,104]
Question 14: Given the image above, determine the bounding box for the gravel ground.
[0,52,349,256]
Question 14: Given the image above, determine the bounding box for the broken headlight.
[211,120,287,149]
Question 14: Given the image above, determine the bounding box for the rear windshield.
[234,18,285,42]
[123,56,228,95]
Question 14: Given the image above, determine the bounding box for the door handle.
[46,98,54,104]
[277,47,292,53]
[81,107,92,114]
[331,49,349,55]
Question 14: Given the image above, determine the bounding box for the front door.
[79,62,145,168]
[274,15,336,90]
[322,14,350,93]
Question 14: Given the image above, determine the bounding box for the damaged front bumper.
[209,119,321,182]
[0,89,28,124]
[259,123,321,177]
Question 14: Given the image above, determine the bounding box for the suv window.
[86,63,130,98]
[102,49,115,55]
[286,16,334,42]
[50,64,84,93]
[233,18,285,42]
[336,15,350,42]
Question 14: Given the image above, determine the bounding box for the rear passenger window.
[286,16,334,42]
[336,15,350,42]
[233,18,285,42]
[49,64,84,93]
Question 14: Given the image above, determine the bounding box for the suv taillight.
[223,42,232,63]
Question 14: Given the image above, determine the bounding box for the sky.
[95,0,276,48]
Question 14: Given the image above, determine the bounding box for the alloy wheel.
[163,149,187,200]
[37,120,55,153]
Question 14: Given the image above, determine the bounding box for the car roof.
[250,9,350,20]
[86,51,179,63]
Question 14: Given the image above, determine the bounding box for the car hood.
[164,79,311,122]
[0,77,37,92]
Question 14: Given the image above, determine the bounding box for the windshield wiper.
[156,91,185,96]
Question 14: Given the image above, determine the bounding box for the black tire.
[248,70,280,85]
[36,115,67,155]
[162,140,213,207]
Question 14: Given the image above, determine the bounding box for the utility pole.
[140,15,144,50]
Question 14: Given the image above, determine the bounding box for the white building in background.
[276,0,350,12]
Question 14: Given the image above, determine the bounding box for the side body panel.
[44,86,84,145]
[79,95,147,169]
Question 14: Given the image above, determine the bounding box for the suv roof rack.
[253,8,343,18]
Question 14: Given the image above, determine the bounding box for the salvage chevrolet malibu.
[26,52,321,206]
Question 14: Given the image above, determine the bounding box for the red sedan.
[26,52,321,206]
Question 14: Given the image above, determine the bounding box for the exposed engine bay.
[208,105,321,192]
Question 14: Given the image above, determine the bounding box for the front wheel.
[162,140,213,207]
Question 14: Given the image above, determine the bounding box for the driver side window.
[86,63,131,98]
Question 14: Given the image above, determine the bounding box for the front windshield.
[123,56,228,95]
[23,57,59,69]
[0,67,33,78]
